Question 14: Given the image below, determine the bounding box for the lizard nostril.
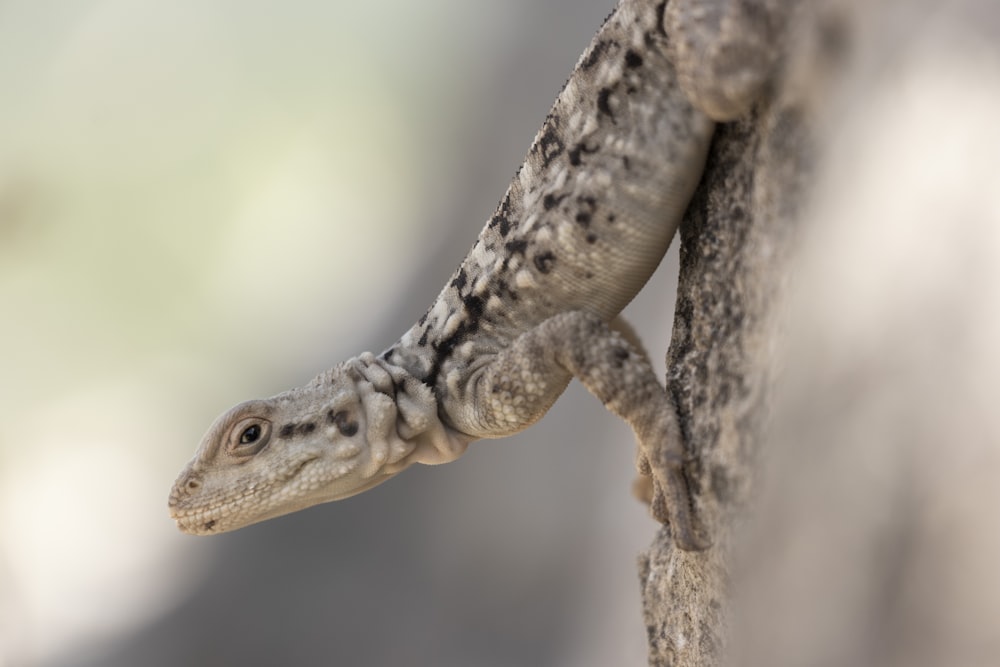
[186,479,201,491]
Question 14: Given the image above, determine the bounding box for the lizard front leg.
[443,310,710,551]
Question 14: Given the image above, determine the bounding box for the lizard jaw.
[168,446,410,535]
[168,453,323,535]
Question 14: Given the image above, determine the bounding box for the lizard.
[168,0,743,552]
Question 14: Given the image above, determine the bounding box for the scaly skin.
[169,0,715,550]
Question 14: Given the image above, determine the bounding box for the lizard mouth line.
[171,455,321,525]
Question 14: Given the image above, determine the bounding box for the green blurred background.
[0,2,683,665]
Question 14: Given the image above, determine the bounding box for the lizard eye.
[228,417,271,456]
[240,425,261,444]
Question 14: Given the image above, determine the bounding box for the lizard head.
[168,357,467,535]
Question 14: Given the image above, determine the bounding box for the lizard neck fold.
[350,352,473,464]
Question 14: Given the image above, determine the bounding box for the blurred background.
[0,1,684,665]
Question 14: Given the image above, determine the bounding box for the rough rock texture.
[640,0,1000,664]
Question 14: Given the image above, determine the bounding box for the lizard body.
[170,0,716,550]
